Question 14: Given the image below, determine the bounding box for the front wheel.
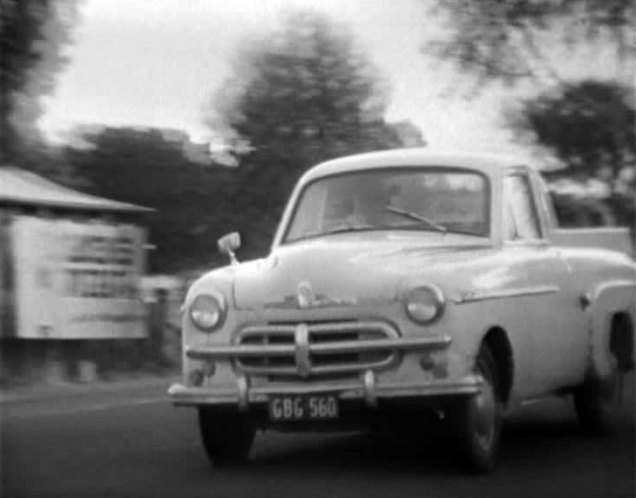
[198,408,255,468]
[448,344,503,473]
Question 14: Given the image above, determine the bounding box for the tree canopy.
[209,10,422,195]
[422,1,635,228]
[424,0,635,88]
[0,0,80,171]
[510,79,635,228]
[511,80,635,180]
[65,127,238,272]
[206,9,423,256]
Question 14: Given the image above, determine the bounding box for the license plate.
[268,394,339,421]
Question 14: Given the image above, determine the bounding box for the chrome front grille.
[235,320,399,378]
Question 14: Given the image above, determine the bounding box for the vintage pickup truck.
[169,149,635,472]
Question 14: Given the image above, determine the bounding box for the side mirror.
[218,232,241,265]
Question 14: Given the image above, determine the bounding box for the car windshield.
[284,167,490,243]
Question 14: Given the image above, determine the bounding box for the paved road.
[2,375,634,498]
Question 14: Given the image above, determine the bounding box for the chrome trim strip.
[311,358,395,374]
[241,324,297,335]
[239,320,397,339]
[186,344,295,359]
[236,357,396,377]
[454,285,560,304]
[310,336,451,354]
[308,321,396,334]
[234,365,297,376]
[186,336,452,360]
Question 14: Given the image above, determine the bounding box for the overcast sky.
[40,0,612,156]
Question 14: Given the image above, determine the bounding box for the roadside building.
[0,167,152,384]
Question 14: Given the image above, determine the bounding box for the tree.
[511,80,635,181]
[509,80,635,227]
[0,0,80,172]
[66,126,239,272]
[420,1,635,229]
[424,0,635,89]
[207,9,423,256]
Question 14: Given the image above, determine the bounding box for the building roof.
[0,167,152,213]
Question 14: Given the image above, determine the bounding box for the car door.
[503,170,586,394]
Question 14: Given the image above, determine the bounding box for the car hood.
[231,233,492,309]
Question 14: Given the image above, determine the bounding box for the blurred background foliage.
[63,127,240,272]
[204,10,425,258]
[1,0,81,183]
[424,0,634,87]
[1,1,634,273]
[425,0,635,230]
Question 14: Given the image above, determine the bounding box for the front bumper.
[168,373,483,411]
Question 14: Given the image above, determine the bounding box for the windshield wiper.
[385,206,447,233]
[288,223,376,243]
[315,223,376,236]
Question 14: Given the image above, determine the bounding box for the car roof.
[302,148,534,183]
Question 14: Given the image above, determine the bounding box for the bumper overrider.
[169,321,483,410]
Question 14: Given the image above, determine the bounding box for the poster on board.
[11,216,148,339]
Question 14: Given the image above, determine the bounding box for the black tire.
[198,408,255,468]
[573,359,622,434]
[448,344,503,474]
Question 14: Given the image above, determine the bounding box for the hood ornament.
[294,280,358,309]
[263,281,357,309]
[297,281,315,309]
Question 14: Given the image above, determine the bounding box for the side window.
[503,174,542,240]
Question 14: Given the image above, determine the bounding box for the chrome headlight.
[404,285,445,324]
[189,292,226,331]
